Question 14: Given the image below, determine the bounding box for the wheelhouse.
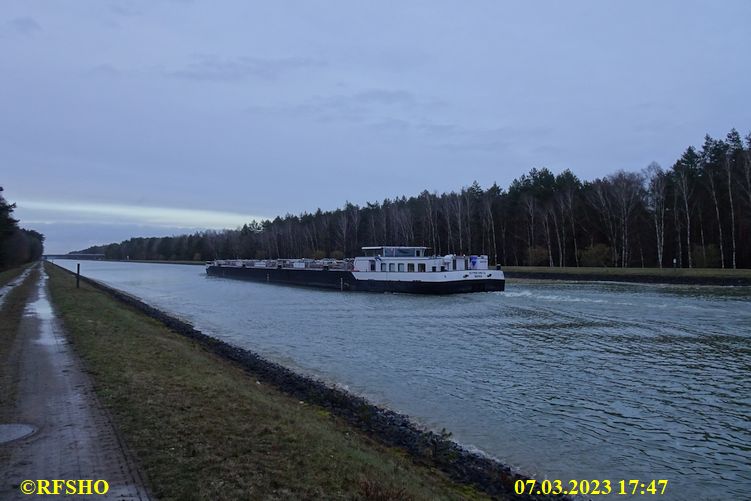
[353,246,490,273]
[361,246,428,258]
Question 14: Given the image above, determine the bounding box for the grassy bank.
[0,263,30,287]
[44,263,489,500]
[502,266,751,285]
[0,266,38,421]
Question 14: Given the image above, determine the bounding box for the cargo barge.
[206,246,505,294]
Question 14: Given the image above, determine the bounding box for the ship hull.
[206,265,504,294]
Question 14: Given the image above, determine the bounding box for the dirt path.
[0,265,150,500]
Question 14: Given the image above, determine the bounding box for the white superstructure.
[351,246,504,283]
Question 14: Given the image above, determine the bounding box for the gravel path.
[0,265,150,500]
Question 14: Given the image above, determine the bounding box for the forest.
[0,187,45,269]
[76,128,751,269]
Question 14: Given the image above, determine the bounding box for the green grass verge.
[0,266,38,421]
[502,266,751,279]
[0,263,30,287]
[44,263,488,501]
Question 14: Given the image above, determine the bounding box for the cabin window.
[380,263,386,272]
[398,263,405,272]
[441,265,446,272]
[418,263,426,272]
[432,266,437,272]
[370,260,376,271]
[389,263,395,272]
[407,263,415,272]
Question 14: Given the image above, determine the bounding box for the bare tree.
[541,205,554,267]
[674,150,697,267]
[550,203,562,266]
[464,188,473,254]
[587,178,619,266]
[609,170,645,267]
[521,193,536,264]
[346,203,360,256]
[644,162,667,268]
[725,130,742,269]
[556,173,580,266]
[701,137,726,268]
[452,195,463,254]
[483,192,499,264]
[743,132,751,212]
[421,191,437,251]
[441,195,454,253]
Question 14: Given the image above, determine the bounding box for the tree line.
[76,128,751,269]
[0,187,45,269]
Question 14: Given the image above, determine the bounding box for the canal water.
[55,260,750,500]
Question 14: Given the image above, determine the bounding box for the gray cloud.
[109,4,142,17]
[87,64,121,78]
[416,123,556,154]
[367,118,412,134]
[246,98,518,153]
[169,54,325,82]
[245,89,526,153]
[351,90,417,106]
[335,89,443,111]
[310,91,426,123]
[5,17,41,35]
[246,88,442,125]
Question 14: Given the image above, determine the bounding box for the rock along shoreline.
[51,262,569,500]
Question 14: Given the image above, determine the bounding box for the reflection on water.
[55,260,751,500]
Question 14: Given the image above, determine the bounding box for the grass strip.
[503,266,751,285]
[502,266,751,277]
[0,264,30,288]
[44,263,491,500]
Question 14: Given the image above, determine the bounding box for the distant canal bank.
[51,259,751,500]
[503,266,751,286]
[44,262,524,500]
[49,258,751,286]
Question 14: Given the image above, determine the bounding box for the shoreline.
[503,270,751,286]
[49,258,751,286]
[500,266,751,286]
[48,261,566,500]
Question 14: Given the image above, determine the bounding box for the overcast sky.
[2,1,749,253]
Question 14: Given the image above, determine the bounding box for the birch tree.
[644,162,667,268]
